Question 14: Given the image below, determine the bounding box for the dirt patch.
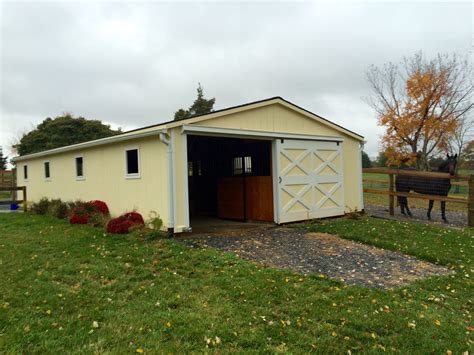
[181,227,453,289]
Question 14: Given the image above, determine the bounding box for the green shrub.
[88,212,110,228]
[148,211,164,231]
[31,198,50,215]
[129,211,164,239]
[48,199,70,219]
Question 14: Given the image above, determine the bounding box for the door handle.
[279,176,282,184]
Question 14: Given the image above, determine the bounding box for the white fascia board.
[181,125,344,142]
[12,130,161,162]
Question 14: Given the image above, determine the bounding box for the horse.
[395,154,458,223]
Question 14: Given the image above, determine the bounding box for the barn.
[13,97,364,234]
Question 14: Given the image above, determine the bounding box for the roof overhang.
[12,129,164,162]
[181,125,344,142]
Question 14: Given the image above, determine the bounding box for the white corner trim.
[182,132,190,230]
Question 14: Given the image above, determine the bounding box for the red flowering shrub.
[88,200,109,215]
[106,212,144,234]
[69,214,89,224]
[69,203,91,224]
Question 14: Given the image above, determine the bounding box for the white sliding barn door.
[274,139,344,223]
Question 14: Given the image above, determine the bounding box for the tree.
[461,140,474,169]
[16,113,122,156]
[361,151,372,168]
[374,151,389,167]
[174,83,215,120]
[0,146,8,170]
[366,52,473,170]
[446,114,473,166]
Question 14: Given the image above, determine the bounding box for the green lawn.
[0,191,12,200]
[0,214,472,353]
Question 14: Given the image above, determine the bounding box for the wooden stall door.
[217,177,244,220]
[245,176,273,222]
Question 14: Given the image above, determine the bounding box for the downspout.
[159,129,174,238]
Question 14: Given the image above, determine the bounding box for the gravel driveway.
[365,204,468,228]
[182,226,452,289]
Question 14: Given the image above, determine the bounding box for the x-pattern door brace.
[280,149,311,177]
[313,150,340,176]
[281,184,312,213]
[315,182,341,208]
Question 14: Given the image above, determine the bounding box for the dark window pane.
[76,157,83,177]
[23,165,28,180]
[127,149,139,174]
[44,162,50,178]
[233,157,243,175]
[244,156,252,174]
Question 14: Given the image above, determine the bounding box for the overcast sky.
[0,1,472,161]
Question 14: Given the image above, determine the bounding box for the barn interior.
[187,135,274,223]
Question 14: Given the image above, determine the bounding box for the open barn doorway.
[187,135,273,226]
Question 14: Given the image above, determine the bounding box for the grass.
[0,214,472,353]
[0,191,12,200]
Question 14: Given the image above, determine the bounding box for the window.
[244,156,252,174]
[232,156,252,175]
[125,148,140,177]
[75,156,84,179]
[23,165,28,180]
[233,157,243,175]
[44,161,51,180]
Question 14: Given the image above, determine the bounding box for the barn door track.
[180,227,453,289]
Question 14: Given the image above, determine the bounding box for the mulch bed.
[181,226,453,289]
[365,204,468,228]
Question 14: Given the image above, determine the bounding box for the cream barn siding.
[17,136,169,221]
[171,102,363,230]
[14,97,363,233]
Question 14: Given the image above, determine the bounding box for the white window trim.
[44,160,51,181]
[75,155,85,181]
[23,164,28,182]
[125,146,141,179]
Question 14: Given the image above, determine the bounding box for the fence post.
[389,173,394,216]
[23,187,27,213]
[469,175,474,227]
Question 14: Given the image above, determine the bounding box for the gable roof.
[13,97,363,162]
[125,96,364,140]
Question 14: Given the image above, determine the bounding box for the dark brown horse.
[395,154,458,222]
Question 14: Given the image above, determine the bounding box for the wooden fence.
[0,186,27,212]
[362,168,473,227]
[0,169,15,188]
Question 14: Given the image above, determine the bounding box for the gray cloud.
[1,1,472,160]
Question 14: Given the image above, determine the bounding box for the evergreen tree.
[361,151,372,168]
[174,83,215,120]
[0,147,8,170]
[16,114,121,156]
[374,151,389,167]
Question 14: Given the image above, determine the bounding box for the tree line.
[8,52,474,172]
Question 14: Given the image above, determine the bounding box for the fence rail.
[0,186,27,212]
[362,168,473,227]
[0,169,16,188]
